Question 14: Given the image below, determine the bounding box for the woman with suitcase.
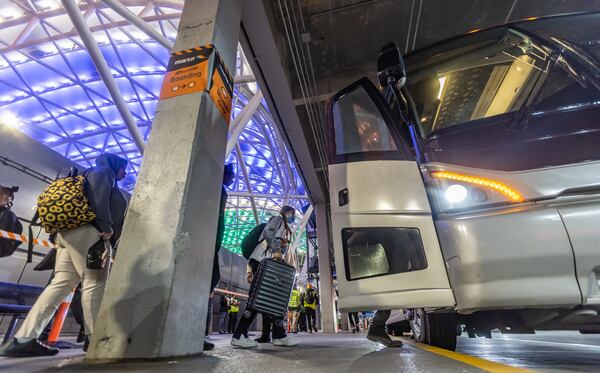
[231,206,299,349]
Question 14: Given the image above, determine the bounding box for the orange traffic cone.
[47,289,76,348]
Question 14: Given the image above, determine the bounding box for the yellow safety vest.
[304,290,317,310]
[230,304,239,313]
[289,289,301,308]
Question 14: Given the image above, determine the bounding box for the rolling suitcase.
[247,258,296,318]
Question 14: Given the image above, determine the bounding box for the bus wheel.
[410,308,457,351]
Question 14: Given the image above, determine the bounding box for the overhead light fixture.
[35,0,61,11]
[0,111,22,128]
[2,7,24,20]
[437,76,446,100]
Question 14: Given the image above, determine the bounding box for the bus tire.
[410,308,457,351]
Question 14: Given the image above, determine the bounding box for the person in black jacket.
[204,164,235,351]
[0,153,128,357]
[0,184,22,258]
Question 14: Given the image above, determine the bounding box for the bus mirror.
[377,42,406,89]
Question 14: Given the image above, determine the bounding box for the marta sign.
[159,44,234,124]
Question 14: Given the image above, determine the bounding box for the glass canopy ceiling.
[0,0,310,254]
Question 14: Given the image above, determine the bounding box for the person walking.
[287,287,302,333]
[227,297,240,333]
[231,205,298,348]
[0,184,22,258]
[0,153,128,357]
[366,309,403,347]
[298,303,308,332]
[349,312,361,333]
[304,283,319,333]
[218,295,229,334]
[204,164,235,350]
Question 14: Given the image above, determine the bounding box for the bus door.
[327,77,455,312]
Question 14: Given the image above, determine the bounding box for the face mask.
[286,214,296,224]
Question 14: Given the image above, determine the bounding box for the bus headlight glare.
[445,184,468,203]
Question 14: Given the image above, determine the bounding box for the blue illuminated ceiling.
[0,0,310,254]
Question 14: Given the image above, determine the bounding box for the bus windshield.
[407,30,550,137]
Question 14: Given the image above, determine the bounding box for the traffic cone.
[47,289,77,349]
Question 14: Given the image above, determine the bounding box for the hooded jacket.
[84,154,128,246]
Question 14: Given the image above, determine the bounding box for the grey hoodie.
[84,154,128,245]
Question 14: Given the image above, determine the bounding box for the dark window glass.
[342,227,427,281]
[332,87,397,156]
[534,57,600,113]
[519,14,600,77]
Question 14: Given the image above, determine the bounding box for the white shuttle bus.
[327,13,600,350]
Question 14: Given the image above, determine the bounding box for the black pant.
[206,221,224,337]
[370,309,391,329]
[205,297,213,336]
[299,311,307,332]
[233,259,286,340]
[228,312,238,333]
[233,309,286,340]
[306,307,317,331]
[349,312,360,330]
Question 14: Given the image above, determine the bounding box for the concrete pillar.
[87,0,242,359]
[316,203,337,333]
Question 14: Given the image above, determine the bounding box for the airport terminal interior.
[1,0,600,372]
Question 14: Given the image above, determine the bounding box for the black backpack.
[241,223,267,260]
[305,289,315,305]
[0,208,23,258]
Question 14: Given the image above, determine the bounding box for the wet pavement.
[457,331,600,372]
[0,331,599,372]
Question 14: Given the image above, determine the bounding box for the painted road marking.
[416,343,536,373]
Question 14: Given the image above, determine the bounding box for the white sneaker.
[231,335,258,349]
[273,336,298,347]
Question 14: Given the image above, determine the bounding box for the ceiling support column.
[87,0,242,359]
[316,203,337,333]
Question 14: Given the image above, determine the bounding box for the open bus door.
[327,77,455,312]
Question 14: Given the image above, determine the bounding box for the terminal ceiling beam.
[87,0,242,359]
[234,74,256,84]
[289,204,313,264]
[0,13,181,54]
[100,0,174,50]
[225,89,263,158]
[61,0,146,154]
[235,143,260,224]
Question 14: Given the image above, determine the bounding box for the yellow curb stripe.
[417,343,536,373]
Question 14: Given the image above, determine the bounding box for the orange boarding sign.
[159,46,213,100]
[209,51,234,124]
[160,44,234,125]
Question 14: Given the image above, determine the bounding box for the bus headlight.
[429,171,524,212]
[444,184,468,203]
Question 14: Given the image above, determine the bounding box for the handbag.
[86,239,112,270]
[33,248,57,271]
